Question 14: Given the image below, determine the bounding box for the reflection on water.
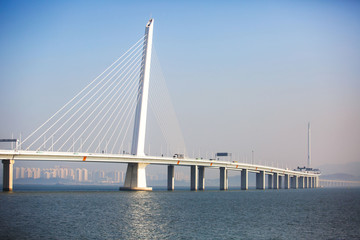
[121,191,169,239]
[0,188,359,239]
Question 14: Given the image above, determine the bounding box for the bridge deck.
[0,150,319,177]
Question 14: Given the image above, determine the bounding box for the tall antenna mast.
[307,122,311,168]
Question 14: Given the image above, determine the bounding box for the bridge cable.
[64,53,144,152]
[55,48,145,151]
[115,83,143,154]
[147,47,187,156]
[93,63,143,153]
[104,68,143,154]
[35,41,145,151]
[27,38,145,151]
[85,62,143,152]
[21,35,146,150]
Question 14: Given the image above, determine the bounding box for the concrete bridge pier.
[285,174,290,189]
[304,177,308,188]
[220,167,228,190]
[256,171,265,190]
[198,166,205,190]
[311,177,315,188]
[191,165,198,190]
[2,160,14,192]
[120,163,152,191]
[241,169,248,190]
[167,165,174,191]
[273,173,279,189]
[291,176,298,189]
[299,176,304,189]
[317,176,320,187]
[268,174,273,189]
[278,175,283,189]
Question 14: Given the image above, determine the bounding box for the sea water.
[0,187,359,239]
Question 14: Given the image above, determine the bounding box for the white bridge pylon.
[8,18,186,191]
[121,19,154,191]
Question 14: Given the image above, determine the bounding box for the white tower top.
[131,19,154,156]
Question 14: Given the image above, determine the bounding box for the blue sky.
[0,0,359,170]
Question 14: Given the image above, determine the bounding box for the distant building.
[15,167,20,179]
[13,166,129,185]
[33,168,41,179]
[20,167,26,178]
[76,168,83,182]
[69,169,75,180]
[26,168,33,178]
[82,169,88,182]
[44,172,51,179]
[114,171,122,183]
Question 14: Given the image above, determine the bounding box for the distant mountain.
[320,173,360,181]
[316,161,360,177]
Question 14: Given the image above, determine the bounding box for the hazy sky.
[0,0,359,170]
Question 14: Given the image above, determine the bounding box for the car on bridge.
[173,154,185,159]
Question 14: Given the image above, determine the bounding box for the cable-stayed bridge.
[0,19,320,191]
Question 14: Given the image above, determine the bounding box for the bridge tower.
[120,19,154,191]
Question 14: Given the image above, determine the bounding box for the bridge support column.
[198,166,205,190]
[291,176,298,189]
[317,177,320,187]
[307,177,309,188]
[220,167,228,190]
[299,176,304,189]
[2,160,14,192]
[273,173,279,189]
[167,165,174,191]
[311,177,314,188]
[256,171,265,190]
[191,165,198,191]
[268,174,273,189]
[278,175,283,189]
[285,174,290,189]
[120,163,152,191]
[241,169,248,190]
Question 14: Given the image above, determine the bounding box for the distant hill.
[320,173,360,181]
[316,161,360,177]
